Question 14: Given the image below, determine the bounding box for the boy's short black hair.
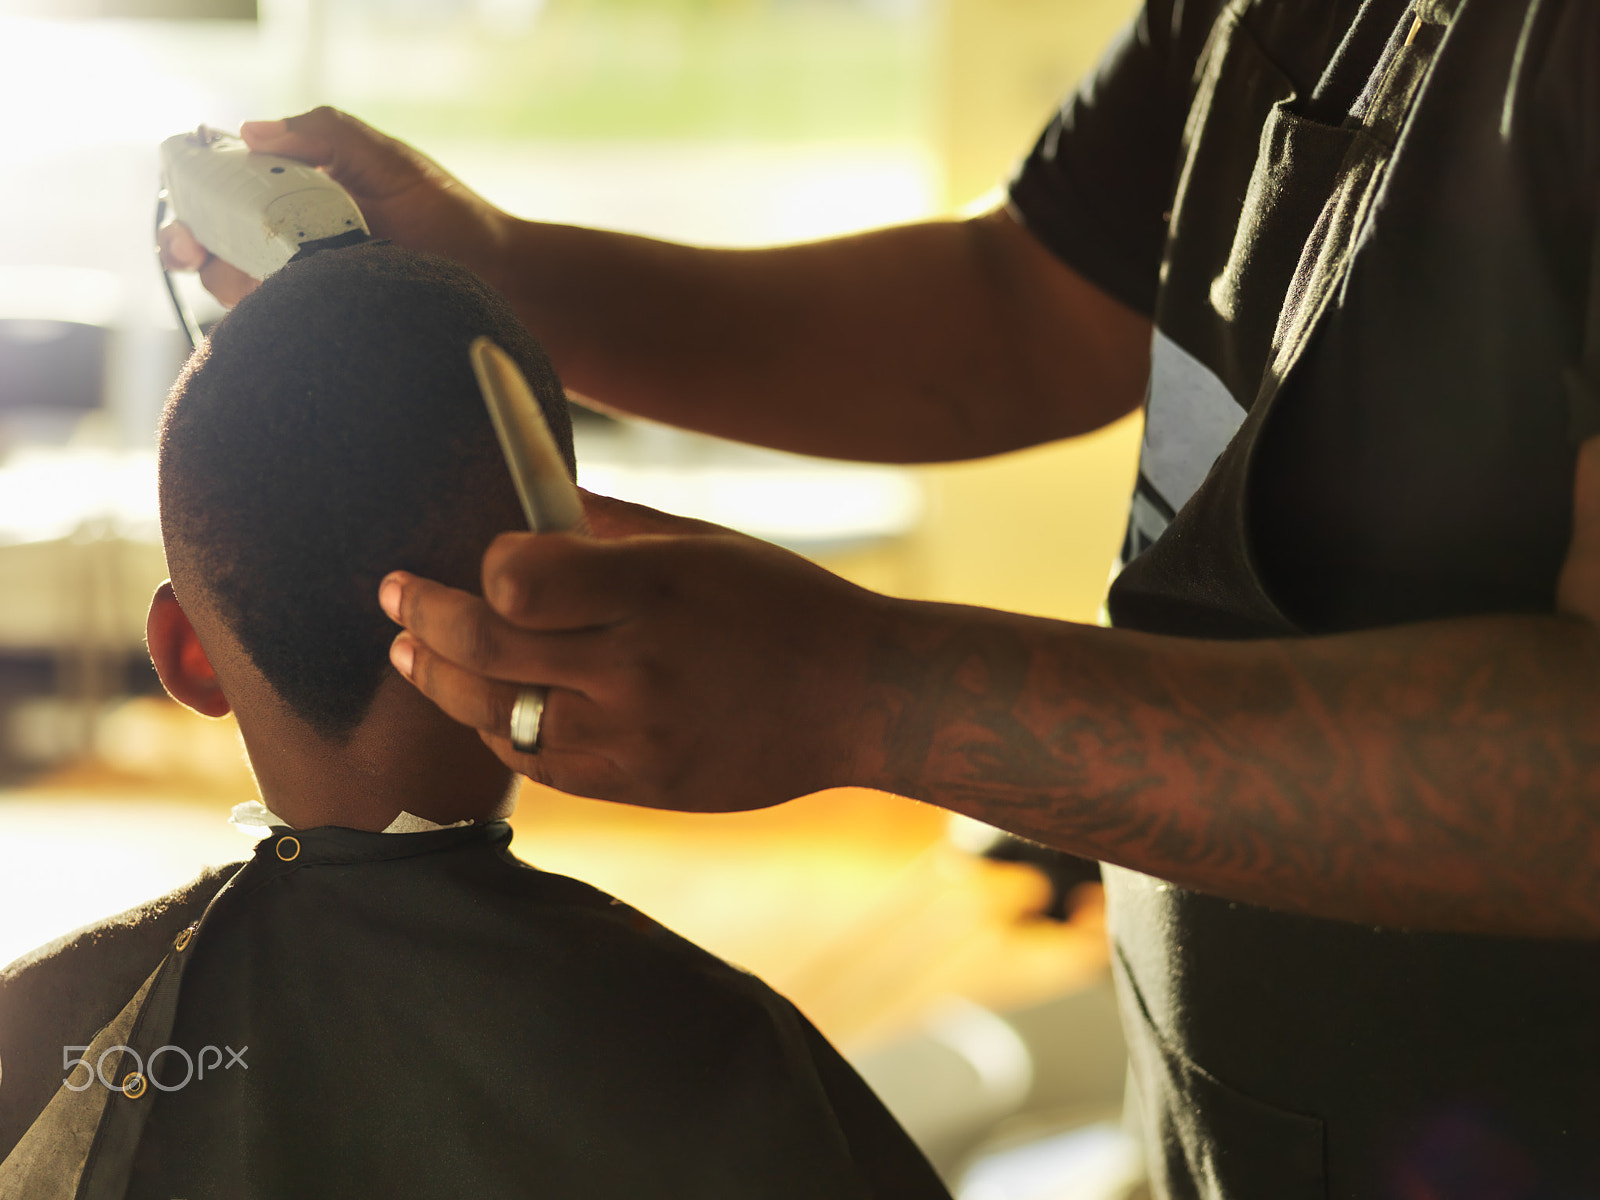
[159,242,575,740]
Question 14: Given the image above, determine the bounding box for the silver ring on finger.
[509,686,547,755]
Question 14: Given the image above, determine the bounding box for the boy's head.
[150,243,575,824]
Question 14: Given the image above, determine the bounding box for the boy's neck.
[234,675,518,833]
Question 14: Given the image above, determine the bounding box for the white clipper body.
[159,128,369,282]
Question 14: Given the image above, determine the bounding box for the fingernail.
[389,635,414,678]
[239,118,288,140]
[488,575,519,615]
[378,574,403,621]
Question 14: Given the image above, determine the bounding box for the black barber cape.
[1011,1,1600,1197]
[0,821,949,1199]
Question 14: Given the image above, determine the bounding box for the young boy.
[0,244,949,1199]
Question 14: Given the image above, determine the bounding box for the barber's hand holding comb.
[378,492,896,813]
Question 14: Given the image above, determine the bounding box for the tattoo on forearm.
[864,608,1600,935]
[876,625,1060,792]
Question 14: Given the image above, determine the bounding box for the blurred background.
[0,0,1146,1193]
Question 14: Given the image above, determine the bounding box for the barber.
[163,1,1600,1189]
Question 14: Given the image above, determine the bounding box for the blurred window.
[0,320,108,413]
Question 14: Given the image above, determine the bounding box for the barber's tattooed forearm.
[863,608,1600,936]
[875,625,1072,791]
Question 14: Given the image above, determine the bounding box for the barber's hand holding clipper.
[158,107,509,309]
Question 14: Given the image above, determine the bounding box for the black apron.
[1095,2,1600,1196]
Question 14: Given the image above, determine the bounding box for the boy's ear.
[146,581,231,718]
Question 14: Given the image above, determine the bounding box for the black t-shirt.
[1009,3,1600,1197]
[1012,0,1599,635]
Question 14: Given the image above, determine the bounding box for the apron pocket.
[1208,102,1360,394]
[1118,951,1327,1200]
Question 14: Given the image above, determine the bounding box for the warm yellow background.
[1,0,1146,1056]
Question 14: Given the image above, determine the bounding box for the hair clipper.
[158,126,371,344]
